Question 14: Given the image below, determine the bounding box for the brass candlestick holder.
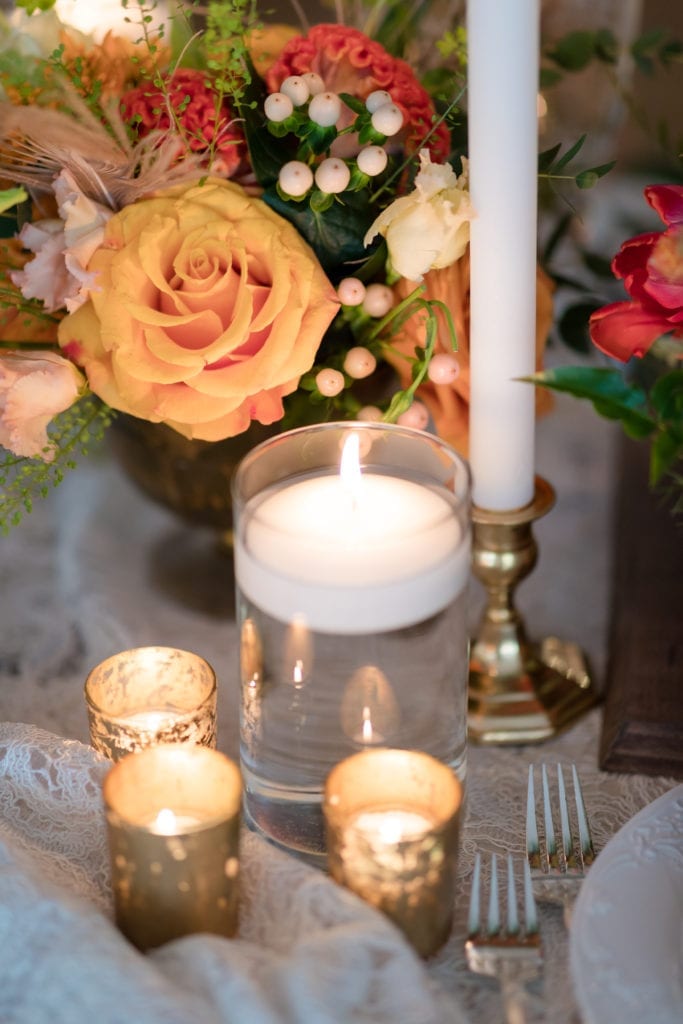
[468,477,598,744]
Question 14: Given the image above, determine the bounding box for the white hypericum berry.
[365,89,392,113]
[356,146,388,176]
[314,157,350,194]
[337,277,366,306]
[303,72,325,96]
[357,405,383,423]
[370,102,403,137]
[427,353,460,385]
[278,160,314,197]
[308,91,342,127]
[343,347,377,380]
[316,368,345,397]
[280,75,310,106]
[362,283,394,317]
[397,401,429,430]
[264,92,294,122]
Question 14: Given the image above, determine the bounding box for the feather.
[0,99,207,211]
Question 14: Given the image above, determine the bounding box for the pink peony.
[590,184,683,362]
[266,24,450,162]
[0,350,84,460]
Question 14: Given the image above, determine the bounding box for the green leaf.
[538,142,562,173]
[554,134,587,171]
[526,367,657,438]
[0,188,28,215]
[539,67,563,88]
[338,92,366,116]
[575,160,616,189]
[650,369,683,421]
[650,427,683,484]
[547,31,596,71]
[263,186,376,276]
[235,56,288,188]
[594,29,618,63]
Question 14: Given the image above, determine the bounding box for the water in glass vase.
[237,591,469,864]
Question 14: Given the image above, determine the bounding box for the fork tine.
[468,851,482,936]
[572,763,595,867]
[541,764,558,869]
[487,853,500,934]
[522,858,539,934]
[506,854,519,934]
[556,763,577,869]
[525,765,541,870]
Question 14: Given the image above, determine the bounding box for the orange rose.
[388,250,554,455]
[57,180,339,440]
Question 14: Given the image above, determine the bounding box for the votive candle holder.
[103,744,241,950]
[324,748,463,958]
[85,646,217,760]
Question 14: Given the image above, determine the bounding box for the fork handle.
[500,973,544,1024]
[500,977,528,1024]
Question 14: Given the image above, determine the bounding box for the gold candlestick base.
[468,477,598,745]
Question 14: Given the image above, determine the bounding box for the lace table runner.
[0,398,677,1022]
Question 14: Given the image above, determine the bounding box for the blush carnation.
[121,68,246,177]
[266,24,449,162]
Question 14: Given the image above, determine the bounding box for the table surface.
[1,393,679,1024]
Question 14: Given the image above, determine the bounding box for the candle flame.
[340,665,400,745]
[361,706,374,743]
[340,432,362,503]
[283,614,313,688]
[154,808,177,835]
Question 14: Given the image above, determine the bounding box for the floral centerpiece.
[0,0,618,530]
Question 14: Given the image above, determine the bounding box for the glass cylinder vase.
[232,422,471,863]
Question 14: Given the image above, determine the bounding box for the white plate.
[570,784,683,1024]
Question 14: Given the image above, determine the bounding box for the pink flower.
[590,184,683,362]
[11,171,112,314]
[0,351,84,460]
[266,24,450,162]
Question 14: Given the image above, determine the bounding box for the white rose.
[364,151,474,282]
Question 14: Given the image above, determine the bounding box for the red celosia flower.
[121,68,245,177]
[266,24,450,162]
[590,184,683,362]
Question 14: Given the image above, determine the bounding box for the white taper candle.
[467,0,540,510]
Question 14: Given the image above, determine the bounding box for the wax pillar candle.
[235,433,469,634]
[467,0,540,510]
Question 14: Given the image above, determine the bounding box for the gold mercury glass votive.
[103,744,241,950]
[324,749,463,958]
[85,646,217,760]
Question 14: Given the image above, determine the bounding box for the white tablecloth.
[0,395,677,1023]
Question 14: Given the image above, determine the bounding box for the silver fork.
[526,763,595,884]
[466,852,542,1024]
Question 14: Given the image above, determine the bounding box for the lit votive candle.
[103,744,241,950]
[324,749,463,958]
[85,646,217,761]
